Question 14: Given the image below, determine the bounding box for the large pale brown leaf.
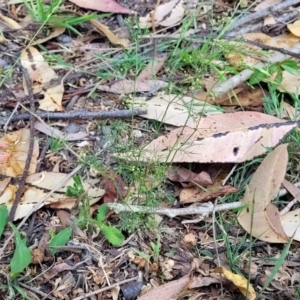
[98,80,167,94]
[120,112,296,163]
[20,46,64,111]
[134,92,222,128]
[281,208,300,241]
[238,144,289,243]
[69,0,134,14]
[0,172,105,220]
[138,275,189,300]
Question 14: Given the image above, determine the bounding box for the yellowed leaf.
[215,267,256,300]
[288,20,300,37]
[238,144,289,243]
[20,46,64,111]
[31,27,66,46]
[90,19,129,47]
[0,129,39,177]
[0,13,21,29]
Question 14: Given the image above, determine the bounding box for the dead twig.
[227,0,300,32]
[0,109,147,126]
[108,201,243,219]
[8,68,35,221]
[210,43,300,98]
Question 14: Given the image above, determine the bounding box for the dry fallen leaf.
[215,267,256,300]
[280,208,300,241]
[122,112,297,163]
[138,275,189,300]
[20,46,64,111]
[238,144,289,243]
[0,13,21,29]
[90,19,129,47]
[98,79,167,94]
[34,121,88,141]
[137,56,167,81]
[288,20,300,37]
[68,0,134,14]
[0,129,39,177]
[31,26,66,46]
[139,0,185,28]
[194,84,264,107]
[180,185,239,203]
[134,92,222,128]
[166,166,212,187]
[0,172,105,220]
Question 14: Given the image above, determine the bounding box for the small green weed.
[22,0,102,34]
[0,206,32,280]
[49,137,66,152]
[66,175,125,246]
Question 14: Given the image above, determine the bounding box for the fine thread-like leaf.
[9,223,32,276]
[49,227,72,254]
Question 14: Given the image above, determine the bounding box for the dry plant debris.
[1,0,300,299]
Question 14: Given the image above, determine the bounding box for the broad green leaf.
[0,205,8,238]
[281,60,298,68]
[10,223,32,276]
[49,227,72,254]
[249,70,265,85]
[100,224,124,246]
[97,204,109,224]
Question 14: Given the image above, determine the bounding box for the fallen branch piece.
[108,201,243,218]
[0,109,147,126]
[210,44,300,98]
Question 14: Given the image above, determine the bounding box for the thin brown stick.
[72,276,139,300]
[0,109,147,126]
[8,68,35,221]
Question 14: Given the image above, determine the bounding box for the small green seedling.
[96,204,124,246]
[9,223,32,279]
